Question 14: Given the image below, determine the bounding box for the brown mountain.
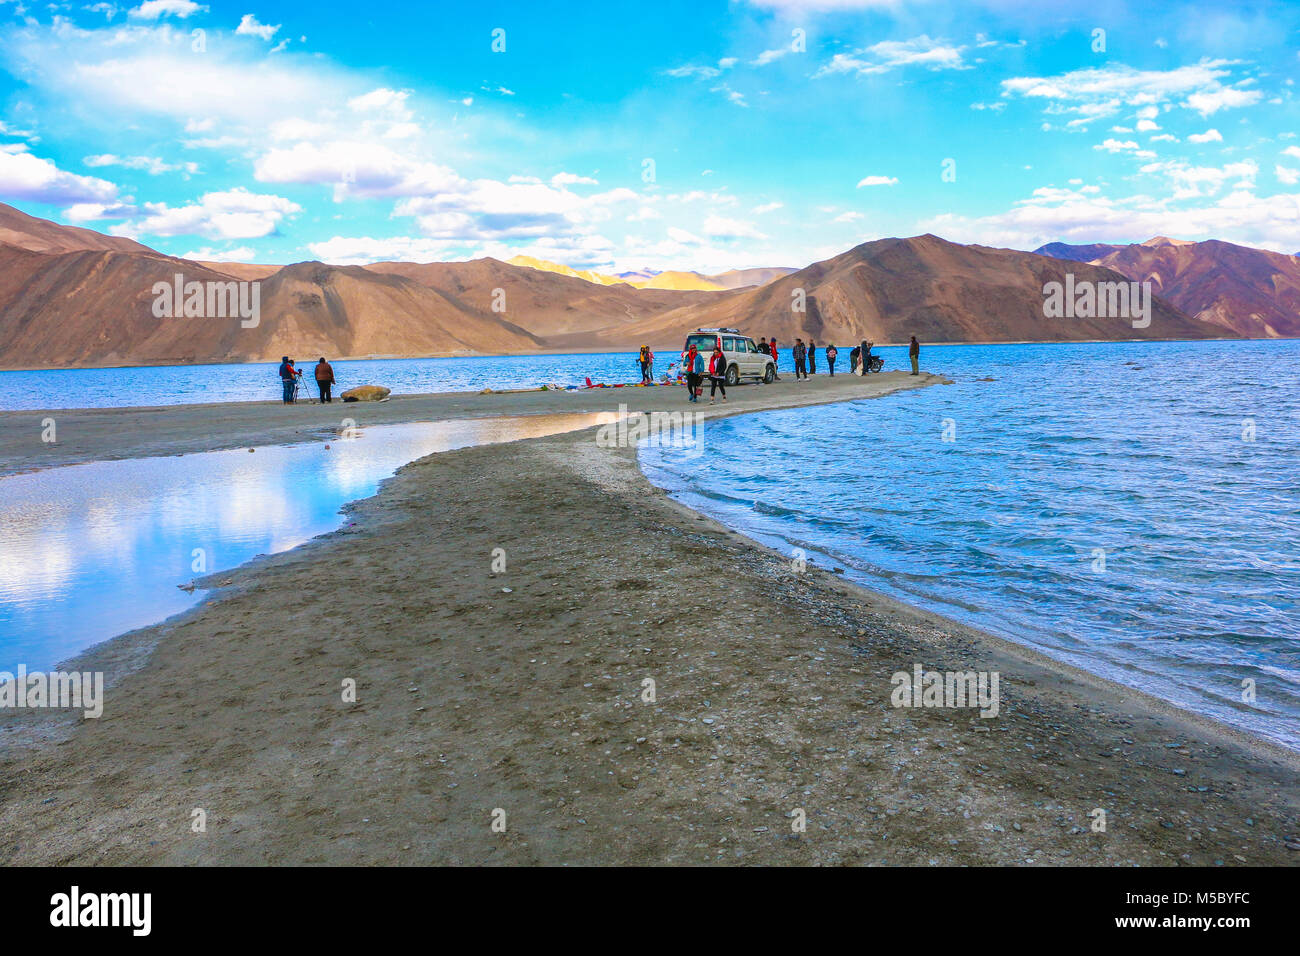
[364,258,717,340]
[0,202,156,256]
[0,246,553,369]
[1089,237,1300,338]
[0,203,718,368]
[606,234,1226,349]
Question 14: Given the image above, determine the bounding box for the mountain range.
[0,201,1292,370]
[1034,236,1300,338]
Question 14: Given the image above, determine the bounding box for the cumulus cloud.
[0,144,119,204]
[857,175,898,187]
[235,14,280,41]
[1188,129,1224,143]
[110,187,301,240]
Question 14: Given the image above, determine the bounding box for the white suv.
[681,328,776,385]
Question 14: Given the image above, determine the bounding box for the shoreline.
[0,335,1273,377]
[2,371,1297,865]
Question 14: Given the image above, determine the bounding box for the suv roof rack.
[694,327,742,334]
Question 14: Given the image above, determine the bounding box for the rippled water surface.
[641,339,1300,749]
[0,413,610,670]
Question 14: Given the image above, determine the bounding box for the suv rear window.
[685,334,719,353]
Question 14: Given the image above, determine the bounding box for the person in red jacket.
[768,335,781,380]
[707,345,728,404]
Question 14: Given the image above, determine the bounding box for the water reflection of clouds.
[0,414,607,670]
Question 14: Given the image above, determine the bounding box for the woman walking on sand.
[683,343,704,403]
[826,343,838,376]
[315,357,335,403]
[707,344,728,404]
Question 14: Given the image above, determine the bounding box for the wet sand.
[0,370,1297,865]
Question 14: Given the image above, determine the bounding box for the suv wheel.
[763,364,776,384]
[725,365,739,386]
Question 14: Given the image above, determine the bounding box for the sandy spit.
[0,370,1297,865]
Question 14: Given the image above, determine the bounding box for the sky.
[0,0,1297,272]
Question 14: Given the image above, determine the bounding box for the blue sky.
[0,0,1297,271]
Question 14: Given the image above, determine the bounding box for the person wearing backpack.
[825,343,838,376]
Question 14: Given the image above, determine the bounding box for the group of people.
[680,342,730,404]
[278,356,335,404]
[675,334,921,402]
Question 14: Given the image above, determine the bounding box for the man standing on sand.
[808,339,817,375]
[315,357,335,403]
[278,356,295,403]
[859,339,869,376]
[769,335,781,380]
[793,338,807,380]
[826,343,838,376]
[909,336,920,375]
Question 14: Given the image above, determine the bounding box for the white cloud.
[1282,146,1300,159]
[0,144,119,204]
[111,187,301,239]
[235,14,280,41]
[181,245,256,262]
[128,0,206,19]
[918,181,1300,253]
[550,172,598,186]
[856,175,898,187]
[752,201,783,214]
[254,141,460,200]
[816,35,965,78]
[306,235,458,265]
[1001,61,1264,127]
[1188,129,1223,143]
[84,153,197,175]
[1276,166,1300,186]
[834,211,864,222]
[1186,87,1263,116]
[702,215,766,240]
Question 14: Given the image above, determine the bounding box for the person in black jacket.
[849,345,860,374]
[807,339,817,374]
[825,343,838,376]
[793,338,808,380]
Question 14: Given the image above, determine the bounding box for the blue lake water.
[0,350,691,411]
[0,413,611,671]
[641,339,1300,750]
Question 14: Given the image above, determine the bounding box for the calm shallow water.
[0,413,611,670]
[0,350,700,410]
[641,339,1300,750]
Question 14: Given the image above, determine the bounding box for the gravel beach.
[0,370,1296,865]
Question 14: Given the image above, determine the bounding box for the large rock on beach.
[341,385,391,402]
